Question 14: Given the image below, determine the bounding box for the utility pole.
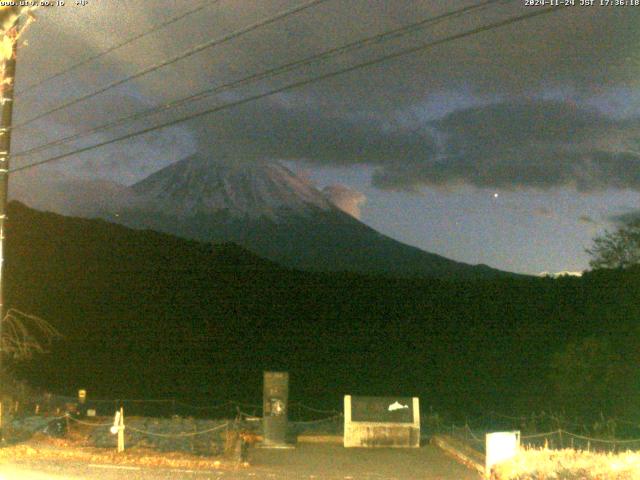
[0,6,25,436]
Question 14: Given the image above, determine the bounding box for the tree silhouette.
[587,219,640,270]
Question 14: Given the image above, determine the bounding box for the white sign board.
[485,431,520,476]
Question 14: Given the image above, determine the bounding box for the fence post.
[117,407,125,453]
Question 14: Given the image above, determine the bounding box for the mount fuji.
[130,156,334,220]
[44,155,513,278]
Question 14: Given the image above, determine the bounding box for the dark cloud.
[372,101,640,191]
[190,97,438,167]
[22,1,640,109]
[12,1,640,195]
[19,1,640,117]
[192,98,640,193]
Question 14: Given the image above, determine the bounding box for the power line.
[12,0,331,130]
[10,5,568,174]
[12,0,505,160]
[11,3,564,171]
[15,1,215,97]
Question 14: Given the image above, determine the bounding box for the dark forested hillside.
[5,202,640,421]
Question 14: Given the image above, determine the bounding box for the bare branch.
[0,308,62,360]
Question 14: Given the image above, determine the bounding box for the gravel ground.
[1,444,480,479]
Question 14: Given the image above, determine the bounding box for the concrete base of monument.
[256,441,296,449]
[297,434,343,444]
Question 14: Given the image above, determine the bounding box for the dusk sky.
[8,0,640,275]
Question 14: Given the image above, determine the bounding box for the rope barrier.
[462,413,491,426]
[114,399,175,404]
[290,414,343,425]
[43,395,263,413]
[464,425,484,444]
[460,427,640,446]
[559,430,640,445]
[173,400,261,411]
[289,402,340,415]
[46,394,175,404]
[30,395,640,446]
[237,410,261,419]
[173,400,234,410]
[127,422,229,438]
[520,430,562,440]
[65,415,113,427]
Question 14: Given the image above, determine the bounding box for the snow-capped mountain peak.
[132,155,332,220]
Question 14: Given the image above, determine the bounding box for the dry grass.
[0,433,246,471]
[493,447,640,479]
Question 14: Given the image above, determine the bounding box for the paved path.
[1,444,480,479]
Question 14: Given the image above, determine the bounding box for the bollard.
[117,407,125,453]
[111,407,126,453]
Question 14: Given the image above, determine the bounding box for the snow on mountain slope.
[132,155,332,219]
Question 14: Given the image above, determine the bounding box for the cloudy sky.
[8,0,640,275]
